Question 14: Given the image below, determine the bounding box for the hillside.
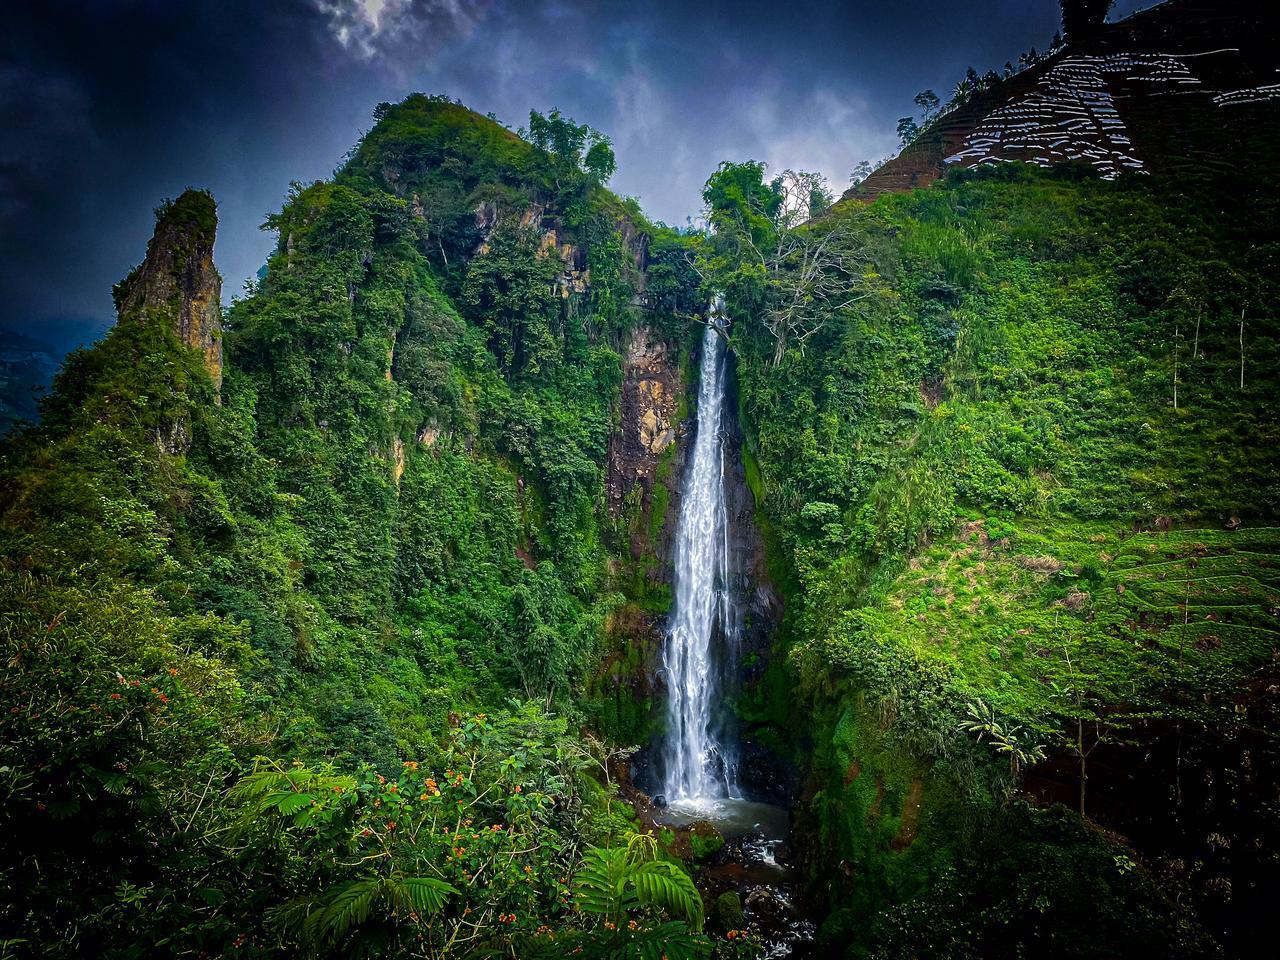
[2,13,1280,960]
[849,0,1280,199]
[0,96,719,958]
[721,150,1280,958]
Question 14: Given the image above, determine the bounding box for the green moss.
[689,824,725,861]
[712,891,744,931]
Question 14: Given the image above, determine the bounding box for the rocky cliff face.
[607,325,681,526]
[473,199,649,301]
[114,190,223,395]
[848,0,1280,200]
[719,364,788,799]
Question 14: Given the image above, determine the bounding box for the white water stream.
[662,308,740,806]
[657,309,814,959]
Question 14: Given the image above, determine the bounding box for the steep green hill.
[716,160,1280,957]
[0,96,716,958]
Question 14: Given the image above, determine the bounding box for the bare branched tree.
[728,171,877,366]
[762,223,877,366]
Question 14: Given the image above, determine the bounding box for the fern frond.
[389,876,456,917]
[269,874,455,948]
[575,847,631,919]
[303,877,383,944]
[630,860,704,931]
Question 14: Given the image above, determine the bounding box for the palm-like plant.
[960,700,1047,779]
[574,832,705,932]
[267,874,456,947]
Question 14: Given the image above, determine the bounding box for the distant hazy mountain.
[0,328,59,432]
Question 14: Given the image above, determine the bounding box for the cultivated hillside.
[849,0,1280,199]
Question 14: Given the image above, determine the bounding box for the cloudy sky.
[1,0,1158,355]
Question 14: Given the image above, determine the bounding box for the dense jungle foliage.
[699,157,1280,957]
[0,96,738,959]
[2,82,1278,960]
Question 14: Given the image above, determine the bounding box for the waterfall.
[662,306,740,806]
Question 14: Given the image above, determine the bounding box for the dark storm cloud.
[0,0,1159,355]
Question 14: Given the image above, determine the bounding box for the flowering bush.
[224,706,588,954]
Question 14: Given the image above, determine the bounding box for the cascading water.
[662,305,741,806]
[656,306,816,959]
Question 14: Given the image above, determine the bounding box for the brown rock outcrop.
[115,189,223,396]
[607,325,681,519]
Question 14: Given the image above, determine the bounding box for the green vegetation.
[0,96,712,957]
[3,80,1278,960]
[699,157,1279,956]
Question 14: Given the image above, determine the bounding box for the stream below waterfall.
[652,312,816,957]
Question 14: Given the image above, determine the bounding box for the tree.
[913,89,941,125]
[849,160,874,187]
[699,163,882,366]
[460,222,562,380]
[896,116,920,147]
[583,139,617,185]
[524,108,616,224]
[1048,636,1124,819]
[960,700,1047,782]
[526,108,614,186]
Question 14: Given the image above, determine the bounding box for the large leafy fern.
[269,875,457,947]
[574,833,704,932]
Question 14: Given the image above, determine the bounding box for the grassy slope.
[730,161,1280,956]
